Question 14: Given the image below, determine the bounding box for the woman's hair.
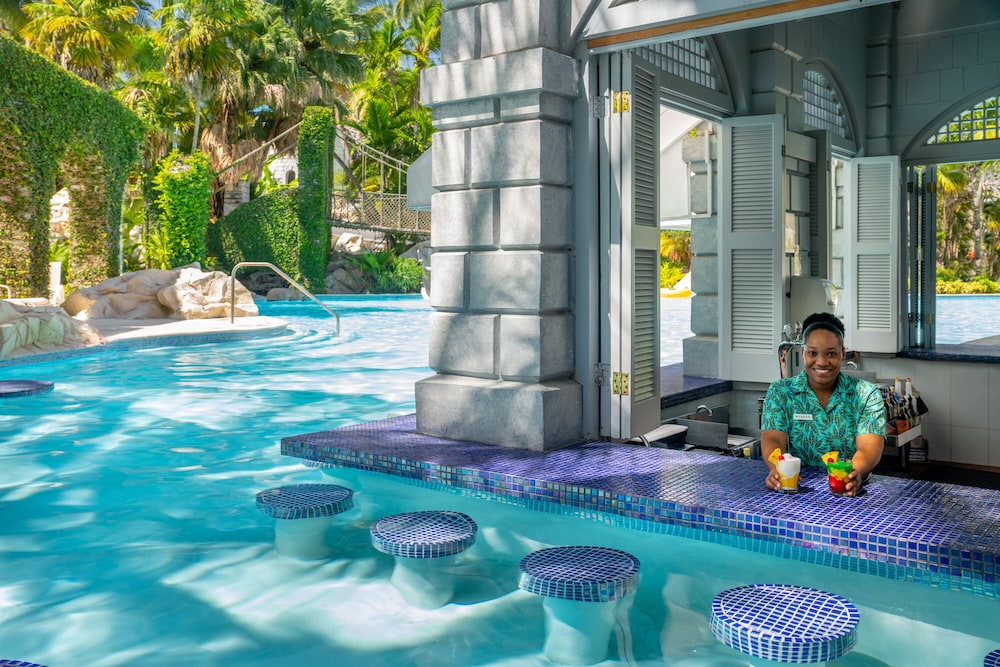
[802,312,845,347]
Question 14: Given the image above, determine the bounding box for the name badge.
[793,413,813,421]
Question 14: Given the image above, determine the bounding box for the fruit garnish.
[821,451,839,464]
[768,448,783,464]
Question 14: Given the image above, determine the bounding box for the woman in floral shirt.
[761,313,885,497]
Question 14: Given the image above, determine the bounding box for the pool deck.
[282,414,1000,601]
[0,315,287,368]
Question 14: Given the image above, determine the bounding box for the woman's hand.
[844,468,864,496]
[764,467,781,491]
[760,430,788,492]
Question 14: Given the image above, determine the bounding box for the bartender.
[760,312,885,497]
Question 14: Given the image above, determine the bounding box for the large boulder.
[64,265,259,320]
[0,300,102,359]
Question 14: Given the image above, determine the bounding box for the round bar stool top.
[0,661,47,666]
[255,483,354,520]
[710,584,860,664]
[985,649,1000,667]
[0,380,54,398]
[370,510,477,558]
[518,546,641,603]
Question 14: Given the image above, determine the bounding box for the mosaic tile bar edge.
[281,415,999,600]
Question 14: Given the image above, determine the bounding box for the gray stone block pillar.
[415,0,582,451]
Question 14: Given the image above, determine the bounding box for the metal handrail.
[0,284,11,298]
[229,262,340,335]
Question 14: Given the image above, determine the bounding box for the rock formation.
[0,300,102,359]
[63,264,259,320]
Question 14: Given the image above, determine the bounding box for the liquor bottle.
[905,377,920,426]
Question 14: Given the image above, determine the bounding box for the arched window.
[285,170,297,184]
[631,36,734,116]
[803,67,852,143]
[926,96,999,144]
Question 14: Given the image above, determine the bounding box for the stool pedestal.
[370,510,478,609]
[390,553,458,609]
[542,596,620,665]
[518,546,641,666]
[273,515,334,560]
[256,484,354,560]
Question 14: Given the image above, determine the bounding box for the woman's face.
[803,328,845,393]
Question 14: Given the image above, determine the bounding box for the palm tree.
[401,0,439,108]
[154,0,257,154]
[20,0,148,87]
[0,0,28,34]
[196,0,364,193]
[936,163,970,270]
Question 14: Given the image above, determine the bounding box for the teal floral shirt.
[760,371,886,468]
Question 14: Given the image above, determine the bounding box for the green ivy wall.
[0,34,144,296]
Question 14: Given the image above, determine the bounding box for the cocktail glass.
[827,460,853,496]
[776,455,801,494]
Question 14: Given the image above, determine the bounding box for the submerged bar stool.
[518,546,641,666]
[256,483,354,560]
[370,510,477,609]
[986,649,1000,666]
[0,661,47,666]
[710,584,860,665]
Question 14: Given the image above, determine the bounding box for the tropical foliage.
[660,230,691,289]
[935,162,1000,292]
[1,0,439,293]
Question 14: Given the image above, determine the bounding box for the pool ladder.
[229,262,340,336]
[0,284,11,299]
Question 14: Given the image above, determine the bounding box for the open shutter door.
[719,116,784,382]
[599,52,661,440]
[844,157,901,353]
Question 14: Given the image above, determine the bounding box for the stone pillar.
[682,124,720,378]
[415,0,582,451]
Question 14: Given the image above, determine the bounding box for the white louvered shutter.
[844,157,901,352]
[720,116,785,382]
[600,52,661,440]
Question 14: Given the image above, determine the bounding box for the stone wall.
[415,0,582,450]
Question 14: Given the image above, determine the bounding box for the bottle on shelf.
[905,377,920,427]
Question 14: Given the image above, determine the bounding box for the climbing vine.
[154,151,213,268]
[297,106,335,292]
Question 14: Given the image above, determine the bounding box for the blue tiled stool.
[0,380,54,398]
[256,484,354,560]
[0,661,47,666]
[985,649,1000,667]
[518,546,641,666]
[710,584,860,665]
[370,510,478,609]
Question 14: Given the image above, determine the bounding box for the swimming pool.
[1,295,998,666]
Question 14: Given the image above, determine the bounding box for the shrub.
[206,188,300,275]
[381,257,423,293]
[936,276,1000,294]
[345,252,423,294]
[660,260,686,289]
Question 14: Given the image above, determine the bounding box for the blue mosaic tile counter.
[281,414,1000,599]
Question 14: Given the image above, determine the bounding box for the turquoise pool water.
[0,295,998,666]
